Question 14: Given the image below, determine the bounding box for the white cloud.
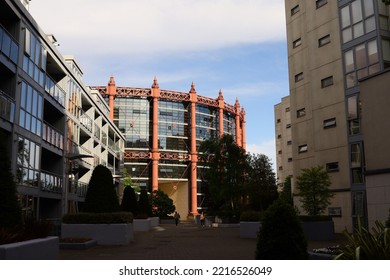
[29,0,286,56]
[246,139,277,172]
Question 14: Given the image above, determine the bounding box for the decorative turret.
[189,81,196,94]
[152,76,159,89]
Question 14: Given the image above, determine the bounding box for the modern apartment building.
[92,77,246,217]
[0,0,124,222]
[277,0,390,232]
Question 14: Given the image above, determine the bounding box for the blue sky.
[29,0,288,170]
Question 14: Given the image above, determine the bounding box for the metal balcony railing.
[42,122,64,150]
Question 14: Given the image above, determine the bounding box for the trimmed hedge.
[240,211,265,222]
[62,212,133,224]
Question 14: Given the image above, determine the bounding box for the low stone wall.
[133,218,152,231]
[0,236,59,260]
[302,220,334,241]
[240,222,262,238]
[61,223,134,245]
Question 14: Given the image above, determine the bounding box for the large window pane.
[351,0,362,24]
[341,6,351,28]
[364,0,374,17]
[365,16,376,33]
[367,40,378,64]
[355,44,366,69]
[345,50,354,72]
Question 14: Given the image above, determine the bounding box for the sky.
[28,0,289,172]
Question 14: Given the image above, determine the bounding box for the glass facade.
[19,81,43,137]
[159,100,189,152]
[114,98,151,149]
[195,104,218,148]
[16,136,41,187]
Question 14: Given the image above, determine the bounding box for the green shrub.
[240,211,265,222]
[137,189,151,218]
[335,219,390,260]
[256,199,308,260]
[386,209,390,228]
[151,190,175,217]
[0,219,53,245]
[83,165,120,213]
[121,186,138,215]
[62,212,133,224]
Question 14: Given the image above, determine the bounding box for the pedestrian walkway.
[59,221,347,260]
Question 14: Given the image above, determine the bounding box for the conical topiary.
[83,165,120,213]
[0,131,22,229]
[120,185,138,215]
[256,199,308,260]
[137,189,151,218]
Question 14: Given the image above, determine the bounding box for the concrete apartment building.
[0,0,124,221]
[92,77,246,217]
[277,0,390,232]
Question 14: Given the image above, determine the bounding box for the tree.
[120,186,138,215]
[296,166,334,216]
[137,189,151,217]
[151,190,175,217]
[383,0,390,5]
[279,176,293,206]
[198,135,248,212]
[0,131,22,229]
[256,199,308,260]
[246,153,278,211]
[83,165,120,213]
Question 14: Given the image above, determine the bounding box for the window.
[340,0,376,44]
[323,117,336,129]
[277,118,281,123]
[316,0,327,9]
[293,38,302,48]
[285,107,290,112]
[319,34,331,47]
[288,157,293,162]
[295,72,303,82]
[347,95,360,135]
[321,76,334,88]
[278,134,282,139]
[291,5,300,16]
[278,150,282,154]
[298,144,308,153]
[351,142,364,184]
[297,108,306,118]
[326,162,339,172]
[287,140,292,145]
[279,166,283,171]
[286,124,291,129]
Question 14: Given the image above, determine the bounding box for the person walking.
[174,211,180,226]
[200,212,205,227]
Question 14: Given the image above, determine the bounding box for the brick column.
[190,82,198,215]
[234,98,242,147]
[218,89,224,137]
[151,78,160,192]
[106,76,117,121]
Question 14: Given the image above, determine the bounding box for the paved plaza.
[59,221,346,260]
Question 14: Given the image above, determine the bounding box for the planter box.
[160,218,175,224]
[302,220,334,241]
[240,221,262,238]
[150,217,160,227]
[59,239,97,250]
[133,218,152,231]
[61,223,134,245]
[0,236,59,260]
